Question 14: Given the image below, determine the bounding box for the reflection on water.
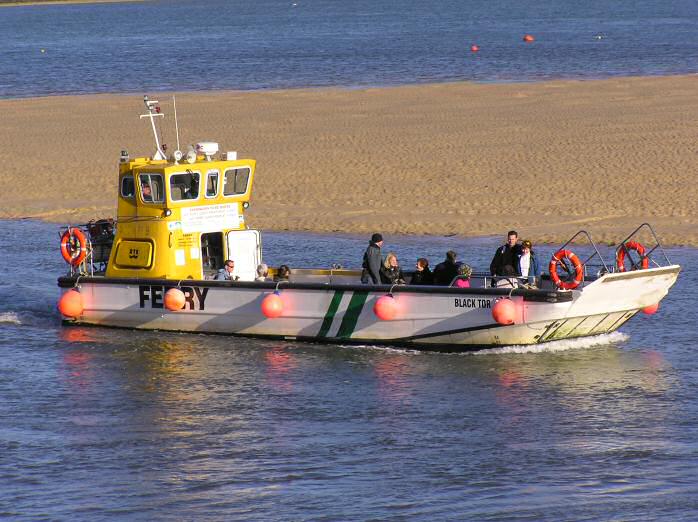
[1,220,698,520]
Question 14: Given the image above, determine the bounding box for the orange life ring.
[549,249,584,290]
[616,241,649,272]
[60,228,87,266]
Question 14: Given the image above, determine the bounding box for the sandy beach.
[1,75,697,246]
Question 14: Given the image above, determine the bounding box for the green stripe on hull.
[318,290,344,338]
[336,291,369,339]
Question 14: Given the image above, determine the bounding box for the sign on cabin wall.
[180,204,241,233]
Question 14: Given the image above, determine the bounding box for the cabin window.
[223,167,250,196]
[170,171,200,201]
[139,173,164,203]
[205,171,219,198]
[121,175,135,198]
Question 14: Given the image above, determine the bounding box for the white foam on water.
[340,344,422,355]
[469,331,630,356]
[340,332,630,356]
[0,312,22,325]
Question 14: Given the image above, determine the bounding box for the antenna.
[139,95,166,160]
[173,95,181,152]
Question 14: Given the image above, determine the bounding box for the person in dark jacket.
[361,233,384,284]
[379,252,406,285]
[490,230,523,286]
[432,250,459,285]
[274,264,291,282]
[410,258,433,285]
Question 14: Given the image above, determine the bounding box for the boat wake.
[0,308,61,327]
[342,331,630,356]
[470,331,630,355]
[0,312,22,325]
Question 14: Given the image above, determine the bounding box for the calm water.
[2,0,698,98]
[3,2,698,516]
[1,219,697,520]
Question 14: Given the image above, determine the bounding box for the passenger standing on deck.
[490,230,523,287]
[215,259,239,281]
[410,258,433,285]
[380,252,406,285]
[361,233,384,284]
[518,239,541,287]
[433,251,459,285]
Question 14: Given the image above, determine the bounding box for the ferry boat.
[56,97,681,351]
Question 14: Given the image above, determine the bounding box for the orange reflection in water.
[498,369,523,388]
[373,355,413,404]
[61,348,95,392]
[264,345,298,392]
[60,326,100,344]
[59,327,99,391]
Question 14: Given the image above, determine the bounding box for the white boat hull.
[58,265,680,350]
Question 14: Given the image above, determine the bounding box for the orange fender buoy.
[643,303,659,315]
[60,228,88,266]
[616,241,649,272]
[523,34,535,43]
[374,295,397,321]
[164,288,185,311]
[549,249,584,290]
[58,289,83,318]
[261,292,284,318]
[492,299,516,325]
[470,44,480,52]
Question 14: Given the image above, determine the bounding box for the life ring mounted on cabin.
[616,241,649,272]
[60,228,88,266]
[549,249,584,290]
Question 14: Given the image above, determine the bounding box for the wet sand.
[1,75,697,246]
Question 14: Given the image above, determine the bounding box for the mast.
[139,96,166,160]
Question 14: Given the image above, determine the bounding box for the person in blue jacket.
[518,239,541,287]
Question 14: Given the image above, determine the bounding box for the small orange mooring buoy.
[470,44,480,52]
[523,34,535,43]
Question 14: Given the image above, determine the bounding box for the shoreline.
[3,72,697,102]
[2,75,698,246]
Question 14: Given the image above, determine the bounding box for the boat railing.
[291,268,542,291]
[60,220,114,277]
[614,222,672,270]
[550,229,611,288]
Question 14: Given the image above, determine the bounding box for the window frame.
[168,170,201,202]
[121,175,135,199]
[205,170,220,199]
[138,172,165,204]
[222,166,252,197]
